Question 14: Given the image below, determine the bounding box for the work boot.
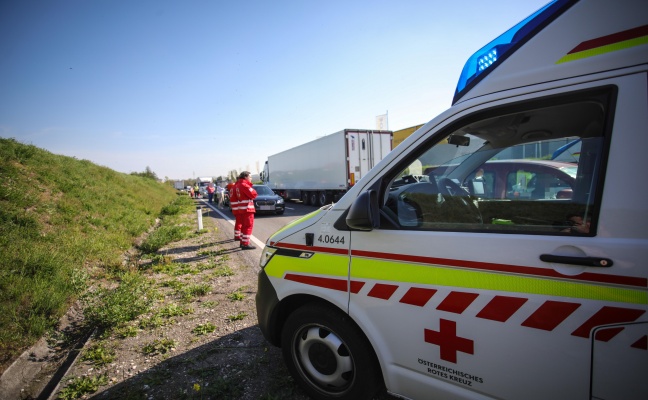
[240,244,256,250]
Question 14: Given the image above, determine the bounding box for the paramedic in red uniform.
[234,171,257,250]
[228,180,242,242]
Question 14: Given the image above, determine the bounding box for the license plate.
[260,205,274,211]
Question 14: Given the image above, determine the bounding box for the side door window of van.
[506,169,576,200]
[381,89,611,235]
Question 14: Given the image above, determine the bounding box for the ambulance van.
[256,0,648,399]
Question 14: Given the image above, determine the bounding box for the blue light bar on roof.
[452,0,576,105]
[478,49,498,72]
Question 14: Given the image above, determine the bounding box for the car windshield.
[559,166,577,179]
[254,186,274,196]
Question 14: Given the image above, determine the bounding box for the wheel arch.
[271,294,378,354]
[266,294,334,346]
[273,295,384,372]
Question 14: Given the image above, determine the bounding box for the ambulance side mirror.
[346,190,379,231]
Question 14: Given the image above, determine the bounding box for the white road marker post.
[196,206,203,231]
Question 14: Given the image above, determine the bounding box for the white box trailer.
[261,129,392,206]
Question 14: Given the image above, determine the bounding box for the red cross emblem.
[425,319,474,363]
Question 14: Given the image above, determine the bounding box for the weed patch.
[226,312,248,322]
[191,322,217,336]
[82,272,156,332]
[142,338,176,356]
[139,225,191,254]
[81,342,115,367]
[58,374,108,400]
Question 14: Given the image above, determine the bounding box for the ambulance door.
[347,82,647,400]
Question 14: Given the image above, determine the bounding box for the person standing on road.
[229,180,242,242]
[234,171,257,250]
[216,185,225,208]
[207,183,215,204]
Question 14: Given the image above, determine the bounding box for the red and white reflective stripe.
[231,199,254,212]
[283,274,647,349]
[374,284,646,344]
[242,199,255,212]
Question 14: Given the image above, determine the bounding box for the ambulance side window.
[381,90,611,235]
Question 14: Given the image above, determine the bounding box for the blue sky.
[0,0,548,180]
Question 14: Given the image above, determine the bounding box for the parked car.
[229,184,285,215]
[253,185,285,215]
[463,159,576,200]
[423,159,576,200]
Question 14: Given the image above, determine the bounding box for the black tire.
[317,191,330,207]
[301,191,310,205]
[276,210,285,215]
[281,304,384,400]
[309,192,318,206]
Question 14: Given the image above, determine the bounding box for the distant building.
[393,124,425,148]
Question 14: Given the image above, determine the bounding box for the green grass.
[226,312,248,321]
[178,283,212,302]
[142,338,176,355]
[81,342,115,367]
[82,272,158,332]
[0,138,191,368]
[227,290,245,302]
[58,374,109,400]
[139,225,192,254]
[192,322,217,336]
[158,303,194,318]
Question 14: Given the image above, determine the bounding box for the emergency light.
[452,0,577,105]
[477,49,498,72]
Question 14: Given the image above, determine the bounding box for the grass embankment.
[0,138,191,372]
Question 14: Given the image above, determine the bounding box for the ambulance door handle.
[540,254,613,267]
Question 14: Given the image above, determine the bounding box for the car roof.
[484,159,576,168]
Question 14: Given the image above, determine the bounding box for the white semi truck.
[260,129,392,206]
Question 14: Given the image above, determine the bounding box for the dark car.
[253,185,285,214]
[230,184,285,215]
[250,185,285,215]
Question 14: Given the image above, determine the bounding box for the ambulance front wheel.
[281,303,384,400]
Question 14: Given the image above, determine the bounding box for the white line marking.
[201,200,265,248]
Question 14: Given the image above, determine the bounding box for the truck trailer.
[260,129,392,206]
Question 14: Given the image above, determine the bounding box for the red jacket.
[233,178,257,214]
[228,182,239,214]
